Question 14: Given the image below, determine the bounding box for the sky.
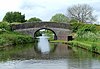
[0,0,100,24]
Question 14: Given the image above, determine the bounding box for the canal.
[0,43,100,69]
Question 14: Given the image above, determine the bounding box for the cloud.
[0,0,100,23]
[19,0,100,22]
[20,1,45,10]
[19,0,69,21]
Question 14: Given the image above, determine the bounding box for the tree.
[69,19,79,23]
[3,12,26,23]
[50,13,68,23]
[27,17,42,22]
[67,4,96,23]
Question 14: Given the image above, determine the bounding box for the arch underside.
[34,28,57,40]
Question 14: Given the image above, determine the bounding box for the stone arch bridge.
[11,22,71,40]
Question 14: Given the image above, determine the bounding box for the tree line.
[2,4,97,24]
[2,12,42,23]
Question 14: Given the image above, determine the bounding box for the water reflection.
[37,34,50,54]
[0,43,100,69]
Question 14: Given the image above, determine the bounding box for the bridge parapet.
[11,22,71,30]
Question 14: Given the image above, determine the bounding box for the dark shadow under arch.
[34,28,57,40]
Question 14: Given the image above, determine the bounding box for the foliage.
[91,43,98,52]
[0,38,7,45]
[43,30,55,41]
[69,19,79,23]
[27,17,42,22]
[77,24,97,36]
[68,41,100,54]
[34,29,55,41]
[3,12,26,23]
[71,22,97,33]
[96,31,100,37]
[50,13,68,23]
[71,22,84,32]
[96,25,100,31]
[67,4,96,23]
[34,31,42,38]
[0,32,34,46]
[71,23,100,54]
[76,31,98,42]
[0,22,11,32]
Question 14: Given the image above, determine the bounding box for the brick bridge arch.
[34,28,58,40]
[11,22,71,40]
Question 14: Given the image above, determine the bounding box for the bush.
[0,38,7,45]
[71,23,84,32]
[27,17,42,22]
[0,22,11,31]
[76,31,100,42]
[13,35,33,44]
[71,23,97,33]
[0,32,34,46]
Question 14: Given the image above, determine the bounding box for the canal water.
[0,43,100,69]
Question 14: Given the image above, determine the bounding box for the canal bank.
[0,31,34,47]
[50,39,100,55]
[68,40,100,55]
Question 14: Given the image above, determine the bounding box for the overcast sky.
[0,0,100,24]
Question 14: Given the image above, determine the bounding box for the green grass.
[68,40,100,54]
[0,31,34,46]
[50,40,67,43]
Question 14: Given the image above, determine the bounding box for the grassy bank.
[68,40,100,54]
[50,39,100,54]
[50,40,67,43]
[0,22,34,46]
[0,31,34,46]
[69,23,100,54]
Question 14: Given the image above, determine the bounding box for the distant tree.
[67,4,96,23]
[50,13,68,23]
[3,12,26,23]
[69,18,79,23]
[27,17,42,22]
